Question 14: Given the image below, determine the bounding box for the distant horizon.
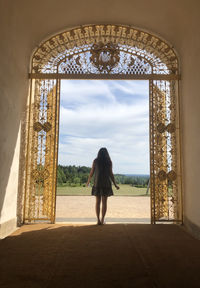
[58,80,150,174]
[57,164,149,176]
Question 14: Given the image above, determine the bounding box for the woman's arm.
[110,163,120,190]
[86,160,95,186]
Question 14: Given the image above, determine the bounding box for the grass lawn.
[56,184,149,196]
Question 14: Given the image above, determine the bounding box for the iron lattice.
[23,24,182,223]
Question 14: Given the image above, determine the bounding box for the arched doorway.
[23,24,182,224]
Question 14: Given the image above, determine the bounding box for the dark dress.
[91,159,114,197]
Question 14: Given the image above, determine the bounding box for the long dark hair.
[95,147,112,172]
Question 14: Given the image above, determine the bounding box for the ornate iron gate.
[24,79,60,222]
[149,80,182,223]
[23,24,182,223]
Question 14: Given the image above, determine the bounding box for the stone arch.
[22,24,182,224]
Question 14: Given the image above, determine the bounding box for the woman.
[87,148,119,225]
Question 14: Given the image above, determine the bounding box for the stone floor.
[56,196,150,223]
[0,224,200,288]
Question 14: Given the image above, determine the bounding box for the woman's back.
[93,158,111,188]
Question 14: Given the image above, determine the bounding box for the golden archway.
[23,24,182,224]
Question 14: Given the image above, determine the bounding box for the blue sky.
[58,80,149,174]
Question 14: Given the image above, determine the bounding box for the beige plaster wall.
[0,0,200,233]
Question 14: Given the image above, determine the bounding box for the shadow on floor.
[0,224,200,288]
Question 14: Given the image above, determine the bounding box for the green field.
[56,184,149,196]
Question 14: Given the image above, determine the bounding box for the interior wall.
[0,0,200,236]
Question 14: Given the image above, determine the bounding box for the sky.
[58,80,149,174]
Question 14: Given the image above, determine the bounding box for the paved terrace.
[56,196,150,223]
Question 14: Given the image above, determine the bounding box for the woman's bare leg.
[101,196,108,224]
[95,196,101,225]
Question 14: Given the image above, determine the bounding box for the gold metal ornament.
[166,123,176,133]
[90,42,120,72]
[157,123,166,133]
[33,122,43,132]
[22,24,182,224]
[167,170,177,181]
[43,122,52,132]
[158,170,167,181]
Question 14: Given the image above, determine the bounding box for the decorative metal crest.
[90,42,120,72]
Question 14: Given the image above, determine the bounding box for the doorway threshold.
[56,217,150,224]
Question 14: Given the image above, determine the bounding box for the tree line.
[57,165,149,187]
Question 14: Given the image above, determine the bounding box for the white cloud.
[58,80,150,174]
[59,102,148,137]
[111,80,149,96]
[60,80,116,106]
